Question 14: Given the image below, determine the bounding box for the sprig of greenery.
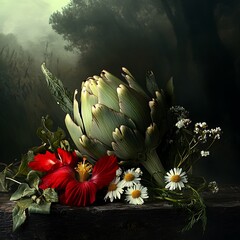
[0,116,71,231]
[35,115,70,153]
[153,181,207,233]
[9,170,58,231]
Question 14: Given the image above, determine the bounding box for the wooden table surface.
[1,185,240,240]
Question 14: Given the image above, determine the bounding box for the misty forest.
[0,0,239,183]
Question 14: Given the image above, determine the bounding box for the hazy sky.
[0,0,70,44]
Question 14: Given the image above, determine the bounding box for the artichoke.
[42,64,174,187]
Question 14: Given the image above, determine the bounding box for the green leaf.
[12,204,27,231]
[112,125,145,159]
[43,188,58,203]
[16,151,34,177]
[0,170,9,192]
[146,70,159,97]
[28,202,51,214]
[65,114,87,154]
[12,198,33,231]
[0,163,18,192]
[73,90,84,131]
[101,70,125,89]
[81,86,98,134]
[97,77,120,112]
[90,103,136,146]
[36,115,66,151]
[10,183,36,201]
[27,171,41,190]
[41,62,73,115]
[145,123,160,150]
[79,135,110,159]
[117,84,151,133]
[122,67,148,98]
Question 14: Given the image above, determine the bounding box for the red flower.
[28,148,118,206]
[28,148,78,172]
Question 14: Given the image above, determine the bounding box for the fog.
[0,0,239,183]
[0,0,69,43]
[0,0,78,163]
[0,0,77,73]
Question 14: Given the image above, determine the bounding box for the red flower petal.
[39,166,75,190]
[57,148,78,167]
[28,151,61,172]
[59,180,97,207]
[90,155,118,190]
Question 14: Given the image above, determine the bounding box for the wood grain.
[1,185,240,240]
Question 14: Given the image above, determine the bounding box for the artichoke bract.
[42,63,174,187]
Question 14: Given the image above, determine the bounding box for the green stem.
[6,177,21,185]
[141,149,166,188]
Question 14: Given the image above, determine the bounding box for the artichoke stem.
[141,150,166,188]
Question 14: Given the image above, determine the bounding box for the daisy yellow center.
[108,183,117,192]
[75,157,92,182]
[131,190,141,198]
[170,174,181,183]
[124,173,135,182]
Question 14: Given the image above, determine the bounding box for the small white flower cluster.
[208,181,219,194]
[170,106,189,120]
[208,127,222,140]
[200,150,210,157]
[194,122,222,143]
[104,167,149,205]
[175,118,191,129]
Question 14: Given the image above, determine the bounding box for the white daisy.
[104,177,124,202]
[135,167,143,176]
[164,168,188,190]
[125,184,149,205]
[116,167,122,177]
[121,168,141,187]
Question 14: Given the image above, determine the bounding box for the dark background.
[0,0,239,184]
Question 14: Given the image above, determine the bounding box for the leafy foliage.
[6,156,59,231]
[35,115,70,152]
[154,182,207,232]
[0,116,70,230]
[11,178,58,231]
[41,63,73,115]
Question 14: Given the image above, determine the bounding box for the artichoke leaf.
[73,90,84,131]
[88,78,99,97]
[65,114,86,153]
[155,90,168,117]
[83,77,98,97]
[145,123,160,150]
[79,135,110,160]
[149,98,162,126]
[101,70,126,88]
[81,87,98,134]
[146,70,159,97]
[122,67,148,98]
[90,103,136,146]
[112,125,145,160]
[97,77,120,112]
[117,84,151,133]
